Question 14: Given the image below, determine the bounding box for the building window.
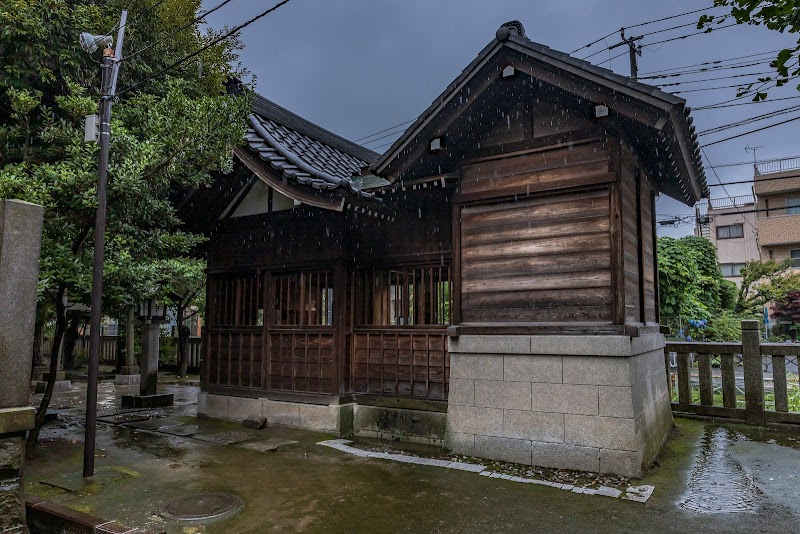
[791,250,800,268]
[787,198,800,215]
[208,273,264,328]
[716,224,744,239]
[353,266,452,326]
[720,263,746,277]
[273,271,333,326]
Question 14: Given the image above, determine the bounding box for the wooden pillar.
[451,204,462,325]
[334,264,348,396]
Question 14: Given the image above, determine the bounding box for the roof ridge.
[251,93,379,164]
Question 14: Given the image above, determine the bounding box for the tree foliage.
[700,0,800,99]
[0,0,250,449]
[772,289,800,324]
[735,258,795,313]
[658,236,731,320]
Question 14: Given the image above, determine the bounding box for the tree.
[161,258,206,378]
[658,236,730,321]
[0,0,250,451]
[735,258,793,313]
[700,1,800,100]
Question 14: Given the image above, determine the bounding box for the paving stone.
[39,467,129,492]
[158,424,202,437]
[444,461,486,473]
[237,438,298,452]
[97,413,152,425]
[596,486,623,498]
[623,485,654,503]
[124,418,183,431]
[193,430,254,445]
[242,416,268,429]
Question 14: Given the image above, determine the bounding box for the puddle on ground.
[679,426,761,514]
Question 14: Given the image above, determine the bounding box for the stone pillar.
[0,199,44,533]
[114,308,140,386]
[139,322,160,396]
[445,333,673,478]
[741,320,765,426]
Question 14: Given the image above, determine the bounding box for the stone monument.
[0,199,45,533]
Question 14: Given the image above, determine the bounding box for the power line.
[697,105,800,136]
[657,70,773,87]
[645,22,740,47]
[119,0,293,96]
[571,6,719,54]
[703,154,800,170]
[596,50,629,66]
[694,95,800,110]
[673,79,786,93]
[701,147,758,233]
[354,119,415,143]
[124,0,237,62]
[641,60,772,80]
[703,114,800,146]
[638,49,782,76]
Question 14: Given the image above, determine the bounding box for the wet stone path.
[24,379,800,533]
[679,426,761,513]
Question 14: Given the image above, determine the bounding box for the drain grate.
[161,492,243,521]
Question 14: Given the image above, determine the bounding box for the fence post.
[741,320,765,426]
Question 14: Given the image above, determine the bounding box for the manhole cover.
[161,492,243,521]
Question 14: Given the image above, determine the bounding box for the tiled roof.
[243,95,378,197]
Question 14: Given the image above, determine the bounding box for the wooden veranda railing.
[666,320,800,426]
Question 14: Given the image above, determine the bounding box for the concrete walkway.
[25,377,800,533]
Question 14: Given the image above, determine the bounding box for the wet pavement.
[25,378,800,533]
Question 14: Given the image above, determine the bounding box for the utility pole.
[609,28,643,80]
[84,10,127,479]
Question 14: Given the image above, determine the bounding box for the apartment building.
[755,156,800,268]
[696,195,760,285]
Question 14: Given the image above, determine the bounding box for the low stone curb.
[317,439,655,503]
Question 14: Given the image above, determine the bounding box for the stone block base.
[121,393,173,409]
[34,380,71,394]
[0,436,26,533]
[197,393,447,443]
[114,374,140,386]
[446,333,673,478]
[198,393,349,434]
[353,405,446,445]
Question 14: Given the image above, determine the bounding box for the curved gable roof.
[371,21,708,205]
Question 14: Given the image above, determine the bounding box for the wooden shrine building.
[191,21,707,477]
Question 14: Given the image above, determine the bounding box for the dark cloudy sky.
[202,0,799,237]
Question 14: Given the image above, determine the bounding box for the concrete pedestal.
[445,334,672,478]
[114,366,140,386]
[140,323,160,396]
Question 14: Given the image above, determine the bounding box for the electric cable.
[124,0,237,62]
[119,0,293,96]
[703,114,800,146]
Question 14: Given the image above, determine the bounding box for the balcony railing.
[709,195,755,210]
[756,156,800,176]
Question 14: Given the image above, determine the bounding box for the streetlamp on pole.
[80,10,127,479]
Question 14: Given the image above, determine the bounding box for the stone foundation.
[445,334,672,478]
[198,393,351,434]
[198,393,447,443]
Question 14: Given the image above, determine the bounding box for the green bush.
[705,311,743,342]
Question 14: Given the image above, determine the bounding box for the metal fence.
[755,156,800,176]
[665,320,800,426]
